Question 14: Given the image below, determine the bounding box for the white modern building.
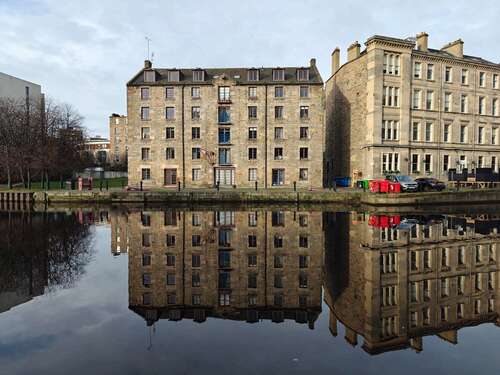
[0,72,43,103]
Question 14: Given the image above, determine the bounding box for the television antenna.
[145,36,152,59]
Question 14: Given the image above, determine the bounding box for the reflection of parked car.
[385,175,419,192]
[415,177,446,192]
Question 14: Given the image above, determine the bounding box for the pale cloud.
[0,0,499,135]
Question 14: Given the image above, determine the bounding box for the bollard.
[216,181,220,192]
[177,181,181,192]
[293,181,297,192]
[333,181,337,192]
[106,180,109,191]
[140,181,143,191]
[255,181,258,191]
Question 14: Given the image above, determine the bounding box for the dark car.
[415,177,446,192]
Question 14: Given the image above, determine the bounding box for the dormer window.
[297,68,309,81]
[167,70,180,82]
[193,69,205,82]
[144,70,156,83]
[273,69,285,81]
[248,69,259,81]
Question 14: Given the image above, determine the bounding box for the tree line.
[0,97,93,188]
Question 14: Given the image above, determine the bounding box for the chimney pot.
[144,60,152,69]
[310,58,316,67]
[416,32,429,51]
[347,41,361,62]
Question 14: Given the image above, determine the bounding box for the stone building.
[83,136,110,164]
[325,33,500,183]
[126,60,324,189]
[122,209,323,326]
[109,113,128,166]
[324,212,500,355]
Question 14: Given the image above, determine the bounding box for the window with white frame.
[381,153,399,173]
[248,86,257,98]
[443,123,451,143]
[460,125,468,143]
[426,90,434,110]
[478,126,485,144]
[414,62,422,79]
[479,96,486,115]
[479,72,486,87]
[383,86,400,107]
[443,154,450,171]
[445,66,452,82]
[493,98,498,116]
[192,168,201,181]
[424,154,432,172]
[427,64,434,80]
[412,89,421,109]
[461,69,468,85]
[381,285,397,306]
[248,168,257,181]
[444,92,452,112]
[494,74,499,89]
[383,53,400,75]
[411,154,419,173]
[247,69,259,81]
[192,70,204,82]
[425,122,433,142]
[272,69,285,81]
[492,128,499,145]
[461,94,468,113]
[381,120,399,140]
[412,121,419,141]
[381,252,397,273]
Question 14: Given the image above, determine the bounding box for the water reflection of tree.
[0,211,93,299]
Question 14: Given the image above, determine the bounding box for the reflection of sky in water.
[0,223,499,375]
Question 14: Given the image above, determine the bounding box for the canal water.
[0,206,499,374]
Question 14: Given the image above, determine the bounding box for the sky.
[0,0,499,137]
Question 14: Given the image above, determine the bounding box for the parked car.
[415,177,446,192]
[385,175,419,192]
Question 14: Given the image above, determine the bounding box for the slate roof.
[128,65,323,86]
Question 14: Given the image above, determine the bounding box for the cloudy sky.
[1,0,499,136]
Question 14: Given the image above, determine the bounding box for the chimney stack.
[144,60,152,69]
[347,41,361,62]
[310,58,317,67]
[331,47,340,75]
[416,32,429,51]
[441,39,464,59]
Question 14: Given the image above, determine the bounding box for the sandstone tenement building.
[325,33,500,183]
[126,60,324,189]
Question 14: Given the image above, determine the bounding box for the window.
[300,106,309,119]
[192,147,201,159]
[274,255,284,267]
[274,127,284,139]
[192,213,201,226]
[164,211,177,226]
[443,154,449,172]
[381,120,399,140]
[140,107,150,120]
[493,156,498,172]
[192,70,204,82]
[478,155,484,168]
[142,253,151,266]
[411,154,419,173]
[248,127,257,140]
[299,214,308,226]
[166,273,176,286]
[275,106,283,119]
[461,69,468,85]
[300,86,309,97]
[165,147,175,160]
[142,293,152,305]
[299,272,308,288]
[479,72,486,87]
[425,122,433,142]
[299,255,309,269]
[273,69,285,81]
[165,107,175,120]
[412,122,419,141]
[299,168,308,181]
[248,106,257,119]
[427,64,434,80]
[140,87,150,100]
[141,148,150,161]
[219,251,231,269]
[426,90,434,110]
[167,70,179,82]
[443,123,451,142]
[248,273,257,288]
[218,86,230,101]
[275,86,284,98]
[166,127,175,139]
[423,250,431,269]
[144,70,155,82]
[461,94,468,113]
[424,154,432,173]
[192,168,201,181]
[460,125,468,143]
[164,169,177,185]
[299,236,308,249]
[444,92,452,112]
[248,147,257,160]
[382,285,397,306]
[191,271,200,287]
[492,128,498,145]
[248,86,257,98]
[141,168,151,180]
[300,127,309,139]
[299,147,309,160]
[414,62,422,79]
[412,89,421,109]
[142,233,152,247]
[218,148,231,164]
[383,53,400,75]
[247,69,259,81]
[493,98,499,116]
[248,235,257,247]
[381,252,397,273]
[191,106,200,120]
[187,128,200,142]
[381,153,399,173]
[142,273,151,287]
[218,128,231,144]
[441,278,449,297]
[272,169,285,186]
[445,66,452,82]
[478,127,484,144]
[297,68,309,81]
[248,254,257,267]
[166,234,176,247]
[383,86,400,107]
[274,147,283,160]
[248,168,257,181]
[192,234,201,246]
[218,106,230,123]
[479,97,486,115]
[191,87,200,98]
[165,86,175,99]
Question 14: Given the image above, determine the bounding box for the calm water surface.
[0,206,499,375]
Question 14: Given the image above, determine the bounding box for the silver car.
[386,175,419,192]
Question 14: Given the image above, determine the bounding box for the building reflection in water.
[123,210,324,328]
[324,212,500,355]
